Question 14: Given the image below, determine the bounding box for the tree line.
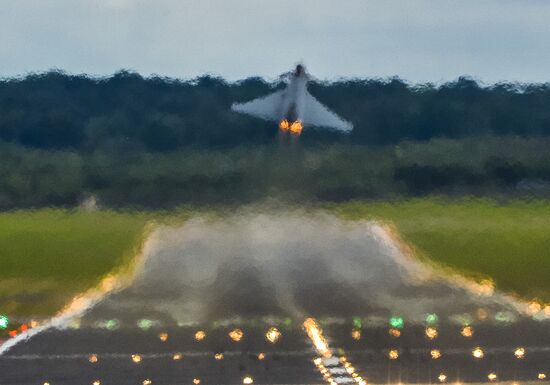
[1,137,549,209]
[1,71,550,208]
[1,70,550,151]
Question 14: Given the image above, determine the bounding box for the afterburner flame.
[303,318,332,358]
[290,121,303,135]
[279,119,289,131]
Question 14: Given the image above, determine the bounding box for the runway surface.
[1,213,549,384]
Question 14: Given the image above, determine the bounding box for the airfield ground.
[1,198,550,320]
[2,210,550,384]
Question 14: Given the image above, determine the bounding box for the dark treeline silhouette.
[2,70,550,151]
[1,137,550,209]
[1,71,550,209]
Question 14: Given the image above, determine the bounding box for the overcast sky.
[1,0,549,83]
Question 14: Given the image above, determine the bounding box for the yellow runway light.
[195,330,206,341]
[461,326,473,337]
[229,328,243,342]
[472,347,484,359]
[266,327,281,343]
[388,349,399,360]
[514,347,525,358]
[425,327,438,340]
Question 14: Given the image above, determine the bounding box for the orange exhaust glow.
[303,318,332,358]
[290,121,303,135]
[279,119,289,131]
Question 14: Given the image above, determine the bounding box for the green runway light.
[389,316,404,329]
[282,318,292,328]
[138,319,154,330]
[105,319,119,330]
[426,313,439,325]
[352,317,362,329]
[0,315,8,329]
[495,311,514,323]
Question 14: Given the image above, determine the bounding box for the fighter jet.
[231,64,353,136]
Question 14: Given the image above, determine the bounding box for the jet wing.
[302,92,353,132]
[231,90,285,122]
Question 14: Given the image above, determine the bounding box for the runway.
[1,213,549,384]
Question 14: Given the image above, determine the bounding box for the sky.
[1,0,549,84]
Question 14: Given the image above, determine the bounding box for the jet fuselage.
[279,65,308,135]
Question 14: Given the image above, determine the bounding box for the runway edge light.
[0,315,8,329]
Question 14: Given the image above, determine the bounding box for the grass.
[0,207,215,319]
[2,199,550,320]
[0,209,153,317]
[327,198,550,302]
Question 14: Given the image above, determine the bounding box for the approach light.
[438,373,447,383]
[351,329,361,340]
[243,376,254,384]
[303,318,332,358]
